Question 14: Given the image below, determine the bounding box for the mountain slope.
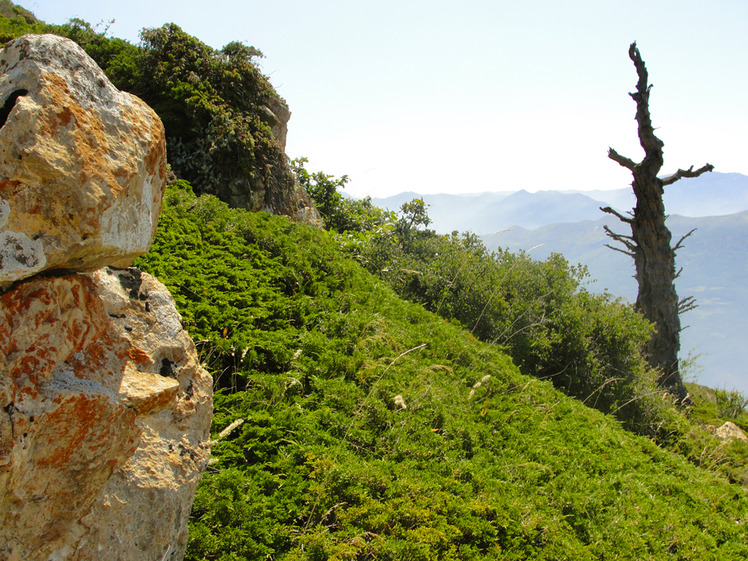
[136,185,748,560]
[371,189,603,234]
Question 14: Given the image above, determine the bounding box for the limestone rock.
[263,96,291,151]
[0,34,167,288]
[207,91,321,226]
[714,421,748,443]
[260,99,321,226]
[0,267,212,561]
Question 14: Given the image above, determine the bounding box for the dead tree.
[602,42,713,402]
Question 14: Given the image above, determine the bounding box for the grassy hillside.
[136,184,748,560]
[2,5,745,557]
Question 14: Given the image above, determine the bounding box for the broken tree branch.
[628,42,664,157]
[604,243,635,258]
[678,295,698,314]
[673,228,697,252]
[600,205,634,224]
[607,147,636,171]
[661,163,715,186]
[602,224,636,243]
[602,224,637,256]
[629,42,648,100]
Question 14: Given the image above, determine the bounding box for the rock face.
[0,35,212,561]
[0,34,167,287]
[0,269,212,560]
[220,96,321,226]
[264,96,291,154]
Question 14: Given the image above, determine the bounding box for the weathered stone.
[264,96,291,151]
[714,421,748,443]
[205,89,321,226]
[0,34,167,288]
[0,268,212,561]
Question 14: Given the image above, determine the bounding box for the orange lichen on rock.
[0,34,167,287]
[0,34,211,561]
[0,269,212,561]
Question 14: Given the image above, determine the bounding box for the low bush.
[135,184,748,560]
[333,198,663,434]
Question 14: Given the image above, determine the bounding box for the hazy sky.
[19,1,748,197]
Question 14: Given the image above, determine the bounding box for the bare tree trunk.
[602,43,713,402]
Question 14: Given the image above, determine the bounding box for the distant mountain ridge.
[370,172,748,394]
[371,172,748,235]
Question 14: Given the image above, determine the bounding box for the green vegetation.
[0,16,287,207]
[302,165,748,486]
[359,228,659,431]
[689,385,748,430]
[0,0,47,42]
[136,183,748,559]
[291,158,392,233]
[118,23,283,202]
[2,6,747,557]
[302,173,661,434]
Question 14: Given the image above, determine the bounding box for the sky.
[18,1,748,198]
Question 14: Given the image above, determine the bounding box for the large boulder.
[0,34,212,560]
[0,268,212,560]
[0,34,167,288]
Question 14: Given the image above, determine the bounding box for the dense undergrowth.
[295,161,748,486]
[293,163,661,431]
[136,184,748,560]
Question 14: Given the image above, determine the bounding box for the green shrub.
[134,184,748,560]
[0,0,48,42]
[344,211,661,433]
[293,157,395,233]
[716,388,748,420]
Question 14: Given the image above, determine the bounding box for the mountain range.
[371,172,748,394]
[371,172,748,235]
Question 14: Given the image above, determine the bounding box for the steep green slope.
[136,184,747,560]
[0,0,44,41]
